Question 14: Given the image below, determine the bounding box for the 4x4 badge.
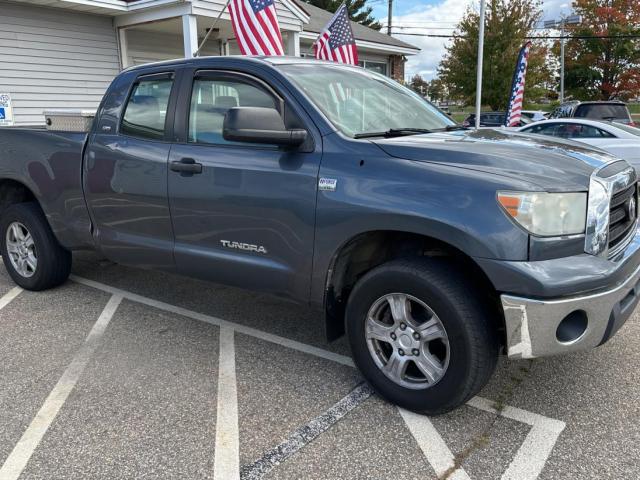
[319,178,337,192]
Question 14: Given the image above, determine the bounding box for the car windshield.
[609,122,640,137]
[574,103,631,121]
[278,63,454,137]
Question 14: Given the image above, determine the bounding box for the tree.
[304,0,382,30]
[438,0,552,110]
[428,78,447,103]
[409,74,429,97]
[561,0,640,100]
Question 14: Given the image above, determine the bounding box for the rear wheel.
[0,202,71,290]
[346,258,499,415]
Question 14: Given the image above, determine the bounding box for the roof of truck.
[122,55,360,73]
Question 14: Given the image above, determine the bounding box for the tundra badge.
[220,240,267,254]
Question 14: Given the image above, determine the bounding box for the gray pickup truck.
[1,56,639,414]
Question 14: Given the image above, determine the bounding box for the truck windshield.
[278,64,454,138]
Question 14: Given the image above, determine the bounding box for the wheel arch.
[0,179,39,214]
[322,229,505,346]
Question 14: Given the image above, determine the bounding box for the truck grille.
[609,183,638,253]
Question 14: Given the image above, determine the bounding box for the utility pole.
[387,0,393,35]
[474,0,486,129]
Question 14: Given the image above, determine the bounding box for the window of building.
[358,60,388,76]
[121,77,173,140]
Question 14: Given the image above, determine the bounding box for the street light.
[544,14,581,103]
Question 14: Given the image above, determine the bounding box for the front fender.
[310,140,535,305]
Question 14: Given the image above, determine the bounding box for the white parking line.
[399,408,472,480]
[0,294,122,480]
[214,327,240,480]
[68,275,565,480]
[467,397,566,480]
[0,286,22,310]
[70,275,354,368]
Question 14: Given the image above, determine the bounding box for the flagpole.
[194,0,232,57]
[474,0,486,129]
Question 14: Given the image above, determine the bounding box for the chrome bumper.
[502,261,640,359]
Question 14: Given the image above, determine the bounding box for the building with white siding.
[0,0,419,125]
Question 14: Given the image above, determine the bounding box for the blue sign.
[0,108,5,120]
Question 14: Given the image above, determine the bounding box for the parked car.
[521,110,548,122]
[519,119,640,169]
[1,57,640,415]
[549,100,635,126]
[462,111,532,127]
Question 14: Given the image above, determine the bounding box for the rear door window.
[121,76,174,140]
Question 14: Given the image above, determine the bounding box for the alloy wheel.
[365,293,450,389]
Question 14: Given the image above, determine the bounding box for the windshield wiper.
[354,128,434,139]
[441,124,470,131]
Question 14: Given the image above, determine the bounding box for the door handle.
[170,158,203,175]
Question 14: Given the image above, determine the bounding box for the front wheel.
[346,258,499,415]
[0,202,72,291]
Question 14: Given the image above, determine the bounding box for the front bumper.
[483,228,640,359]
[502,261,640,358]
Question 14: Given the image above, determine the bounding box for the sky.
[370,0,573,80]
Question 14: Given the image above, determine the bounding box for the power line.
[389,31,640,40]
[389,24,576,30]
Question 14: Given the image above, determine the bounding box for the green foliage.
[303,0,382,30]
[409,74,429,96]
[438,0,552,110]
[428,78,447,103]
[561,0,640,100]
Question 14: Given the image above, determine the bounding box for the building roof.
[295,1,419,52]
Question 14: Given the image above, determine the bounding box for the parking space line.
[399,408,472,480]
[0,294,122,480]
[214,327,240,480]
[0,286,22,310]
[70,275,355,368]
[68,275,566,480]
[467,397,566,480]
[240,383,374,480]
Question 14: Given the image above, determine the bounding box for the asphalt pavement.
[0,251,638,479]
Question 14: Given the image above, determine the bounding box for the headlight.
[497,191,587,236]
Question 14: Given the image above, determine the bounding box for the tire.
[346,257,499,415]
[0,202,72,291]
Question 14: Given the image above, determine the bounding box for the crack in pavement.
[438,360,535,480]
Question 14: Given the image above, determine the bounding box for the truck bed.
[0,126,94,249]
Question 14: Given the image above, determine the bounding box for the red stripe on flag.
[256,10,280,55]
[263,6,284,54]
[231,0,257,55]
[239,1,271,55]
[229,1,249,55]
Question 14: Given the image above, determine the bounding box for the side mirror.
[223,107,307,147]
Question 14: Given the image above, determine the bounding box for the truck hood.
[372,128,621,190]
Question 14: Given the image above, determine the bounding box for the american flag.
[505,41,532,127]
[314,3,359,65]
[228,0,284,56]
